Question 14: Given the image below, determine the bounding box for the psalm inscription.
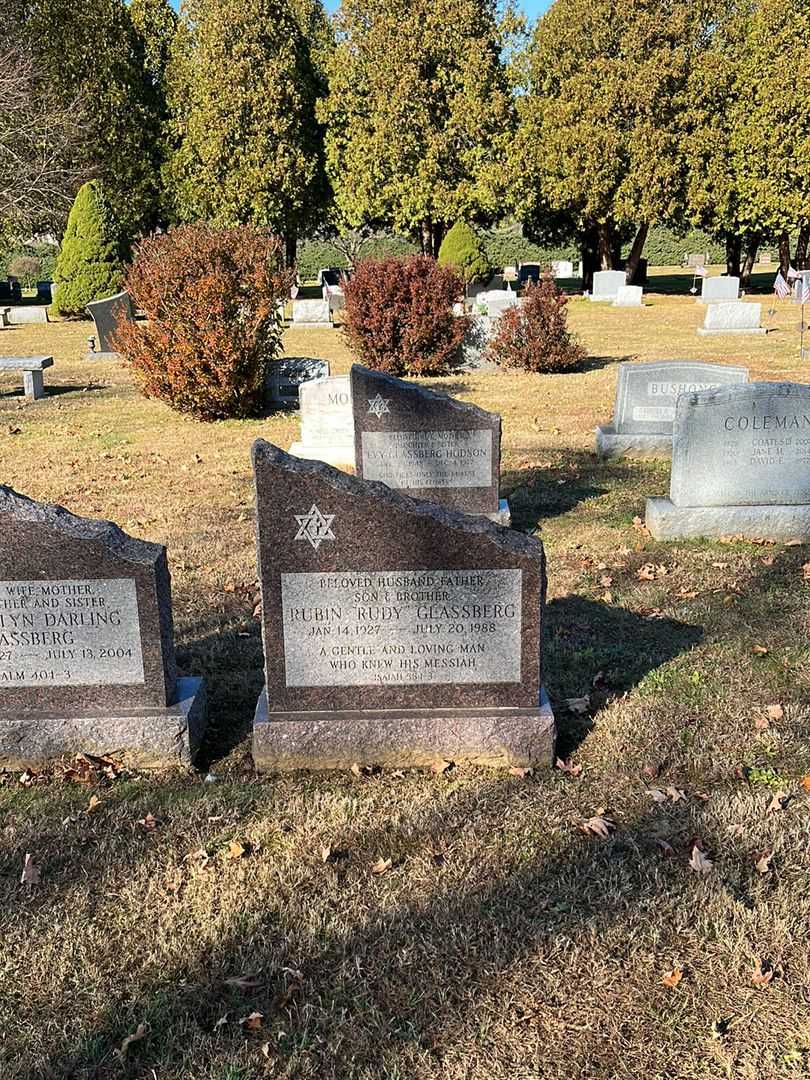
[361,429,493,490]
[0,578,145,687]
[281,568,522,687]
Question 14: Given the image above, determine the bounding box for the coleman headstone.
[0,487,206,766]
[291,299,333,328]
[351,365,508,522]
[647,382,810,540]
[596,360,748,459]
[251,441,554,771]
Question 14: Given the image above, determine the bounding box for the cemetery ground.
[1,273,809,1079]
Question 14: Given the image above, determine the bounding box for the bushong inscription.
[281,568,522,687]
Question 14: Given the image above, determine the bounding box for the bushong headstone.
[647,382,810,540]
[289,375,356,469]
[596,360,748,459]
[251,441,554,771]
[267,357,329,408]
[86,291,135,357]
[0,487,206,766]
[351,365,509,523]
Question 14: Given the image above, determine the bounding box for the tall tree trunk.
[778,230,791,276]
[431,222,445,259]
[795,221,809,269]
[419,222,431,255]
[625,223,648,284]
[284,226,297,270]
[725,235,742,278]
[597,222,614,270]
[581,236,598,293]
[740,231,761,288]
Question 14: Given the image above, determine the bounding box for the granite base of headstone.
[588,270,626,302]
[0,487,206,767]
[613,285,644,308]
[351,365,510,524]
[251,441,554,772]
[646,382,810,541]
[596,360,749,459]
[85,291,135,359]
[289,375,356,469]
[266,358,329,408]
[291,299,333,329]
[697,301,766,336]
[7,306,49,325]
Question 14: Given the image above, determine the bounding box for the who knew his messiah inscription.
[281,568,522,687]
[0,578,144,687]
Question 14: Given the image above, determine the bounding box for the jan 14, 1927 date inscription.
[280,568,522,687]
[0,578,146,688]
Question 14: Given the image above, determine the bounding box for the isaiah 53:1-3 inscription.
[0,578,145,687]
[281,568,522,687]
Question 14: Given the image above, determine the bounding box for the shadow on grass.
[0,384,93,401]
[501,448,631,528]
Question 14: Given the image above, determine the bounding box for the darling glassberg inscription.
[0,578,145,687]
[281,568,522,687]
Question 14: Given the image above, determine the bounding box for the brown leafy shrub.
[342,255,467,376]
[487,275,585,374]
[114,223,291,420]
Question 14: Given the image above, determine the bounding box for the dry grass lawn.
[1,270,809,1079]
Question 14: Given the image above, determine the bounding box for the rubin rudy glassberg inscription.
[281,568,522,687]
[360,429,492,490]
[0,578,145,687]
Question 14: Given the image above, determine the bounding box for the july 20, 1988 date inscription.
[281,568,522,687]
[0,578,146,687]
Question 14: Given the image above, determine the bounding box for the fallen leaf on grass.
[632,516,649,535]
[752,645,769,656]
[431,759,453,775]
[371,857,392,875]
[802,775,810,791]
[647,788,668,803]
[118,1023,149,1057]
[20,853,40,886]
[689,845,713,874]
[767,791,790,814]
[662,966,684,988]
[86,794,102,814]
[655,838,675,856]
[555,757,583,777]
[751,961,776,988]
[239,1011,263,1031]
[755,850,774,874]
[137,812,159,830]
[224,974,264,990]
[509,766,533,778]
[226,840,249,860]
[581,816,615,839]
[765,704,784,721]
[566,696,590,715]
[666,786,687,803]
[802,562,810,580]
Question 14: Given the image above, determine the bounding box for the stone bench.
[0,355,53,400]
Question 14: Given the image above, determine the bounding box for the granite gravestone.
[460,315,497,371]
[86,291,135,357]
[552,260,574,279]
[698,301,765,336]
[289,375,356,469]
[487,291,519,318]
[351,365,509,523]
[36,281,53,303]
[7,306,49,325]
[267,357,329,408]
[0,487,206,767]
[292,299,333,328]
[614,285,644,308]
[699,276,740,304]
[647,382,810,540]
[251,441,554,771]
[596,360,749,459]
[589,270,625,302]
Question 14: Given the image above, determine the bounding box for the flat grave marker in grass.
[251,440,554,771]
[596,360,749,460]
[0,486,206,767]
[647,381,810,540]
[351,364,509,523]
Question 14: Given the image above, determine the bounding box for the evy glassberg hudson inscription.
[281,568,522,687]
[0,578,145,687]
[361,429,493,490]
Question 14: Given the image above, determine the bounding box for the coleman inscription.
[361,429,493,490]
[0,578,145,687]
[281,568,522,687]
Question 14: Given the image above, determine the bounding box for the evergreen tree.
[53,181,124,315]
[164,0,329,264]
[437,222,490,283]
[319,0,514,256]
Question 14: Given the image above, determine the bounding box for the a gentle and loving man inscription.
[0,578,145,687]
[281,568,522,687]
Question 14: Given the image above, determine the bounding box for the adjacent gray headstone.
[289,375,356,468]
[0,486,206,767]
[614,285,644,308]
[697,301,765,336]
[266,357,329,408]
[647,382,810,540]
[699,276,740,305]
[292,299,332,328]
[86,291,135,357]
[589,270,626,302]
[251,441,554,772]
[351,364,508,522]
[596,360,749,459]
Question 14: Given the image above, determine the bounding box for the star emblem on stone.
[367,392,391,418]
[294,504,336,550]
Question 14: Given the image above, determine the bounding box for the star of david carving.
[294,504,336,550]
[367,392,391,418]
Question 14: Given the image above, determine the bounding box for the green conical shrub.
[53,181,125,315]
[437,221,490,284]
